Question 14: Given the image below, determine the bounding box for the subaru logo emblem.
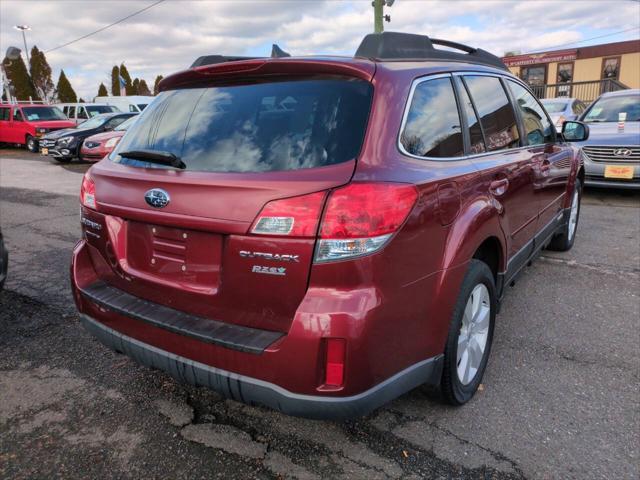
[613,148,632,157]
[144,188,170,209]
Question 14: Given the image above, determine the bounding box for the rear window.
[111,79,373,172]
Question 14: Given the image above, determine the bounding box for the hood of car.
[84,130,125,143]
[43,128,78,139]
[575,122,640,147]
[30,120,76,129]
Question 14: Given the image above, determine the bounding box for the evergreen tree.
[97,83,108,97]
[56,70,77,102]
[153,75,164,95]
[119,63,133,95]
[2,54,38,101]
[29,46,54,102]
[138,79,151,96]
[111,65,120,95]
[132,78,140,95]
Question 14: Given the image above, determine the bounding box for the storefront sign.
[503,50,578,67]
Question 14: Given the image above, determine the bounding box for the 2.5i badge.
[252,265,286,276]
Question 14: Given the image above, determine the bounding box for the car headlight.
[57,136,74,146]
[105,137,121,148]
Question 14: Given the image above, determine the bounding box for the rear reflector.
[251,191,326,237]
[81,172,96,209]
[325,338,346,387]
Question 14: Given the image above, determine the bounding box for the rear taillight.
[324,338,346,387]
[249,183,418,262]
[80,172,96,209]
[315,183,418,263]
[251,191,326,237]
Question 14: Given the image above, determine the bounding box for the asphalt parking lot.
[1,148,638,480]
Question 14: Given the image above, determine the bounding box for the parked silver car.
[574,89,640,190]
[541,97,587,132]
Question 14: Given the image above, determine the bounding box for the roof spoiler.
[190,44,290,68]
[354,32,508,70]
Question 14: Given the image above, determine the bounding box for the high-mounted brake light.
[314,183,418,263]
[80,172,96,209]
[251,191,326,237]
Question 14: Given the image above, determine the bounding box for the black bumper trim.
[80,314,444,420]
[79,281,284,355]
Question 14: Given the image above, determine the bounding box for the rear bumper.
[71,238,447,419]
[80,313,442,420]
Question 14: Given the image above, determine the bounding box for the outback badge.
[144,188,170,209]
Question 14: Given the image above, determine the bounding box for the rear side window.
[463,76,520,151]
[112,79,373,172]
[507,80,554,145]
[0,108,9,121]
[457,81,486,154]
[400,77,463,158]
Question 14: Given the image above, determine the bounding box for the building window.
[556,62,574,97]
[602,57,621,81]
[521,65,547,86]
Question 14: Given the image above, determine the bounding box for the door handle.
[489,178,509,196]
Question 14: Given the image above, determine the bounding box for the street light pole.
[14,25,31,67]
[373,0,394,33]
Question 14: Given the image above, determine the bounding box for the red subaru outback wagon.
[71,33,588,419]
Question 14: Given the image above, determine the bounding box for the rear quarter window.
[399,77,464,158]
[112,78,373,172]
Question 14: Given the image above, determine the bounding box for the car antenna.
[271,44,291,58]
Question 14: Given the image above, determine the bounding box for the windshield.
[583,94,640,122]
[114,115,137,131]
[76,115,109,130]
[22,107,67,121]
[111,78,373,172]
[541,101,568,113]
[86,105,118,117]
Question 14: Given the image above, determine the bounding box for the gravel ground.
[1,148,638,479]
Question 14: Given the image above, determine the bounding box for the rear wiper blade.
[118,149,186,169]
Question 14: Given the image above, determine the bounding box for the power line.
[45,0,166,54]
[524,26,640,53]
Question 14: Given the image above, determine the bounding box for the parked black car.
[0,227,7,291]
[40,112,137,163]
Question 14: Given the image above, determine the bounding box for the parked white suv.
[55,103,120,124]
[93,96,154,113]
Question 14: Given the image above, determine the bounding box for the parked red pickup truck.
[0,104,76,152]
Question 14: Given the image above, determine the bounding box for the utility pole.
[373,0,395,33]
[14,25,31,67]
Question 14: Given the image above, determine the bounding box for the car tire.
[548,178,581,252]
[441,259,496,406]
[26,135,38,153]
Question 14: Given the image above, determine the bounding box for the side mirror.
[562,121,589,142]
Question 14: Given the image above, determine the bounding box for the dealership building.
[502,39,640,101]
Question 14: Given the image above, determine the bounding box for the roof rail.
[354,32,507,70]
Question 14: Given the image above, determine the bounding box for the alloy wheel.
[456,283,491,385]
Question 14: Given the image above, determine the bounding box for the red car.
[71,33,588,419]
[0,104,75,152]
[80,115,137,162]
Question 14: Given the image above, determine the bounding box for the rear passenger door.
[505,79,572,237]
[459,74,538,273]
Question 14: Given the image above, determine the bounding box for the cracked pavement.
[1,149,638,479]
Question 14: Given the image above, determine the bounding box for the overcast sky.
[1,0,639,100]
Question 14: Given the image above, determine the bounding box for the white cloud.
[1,0,638,99]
